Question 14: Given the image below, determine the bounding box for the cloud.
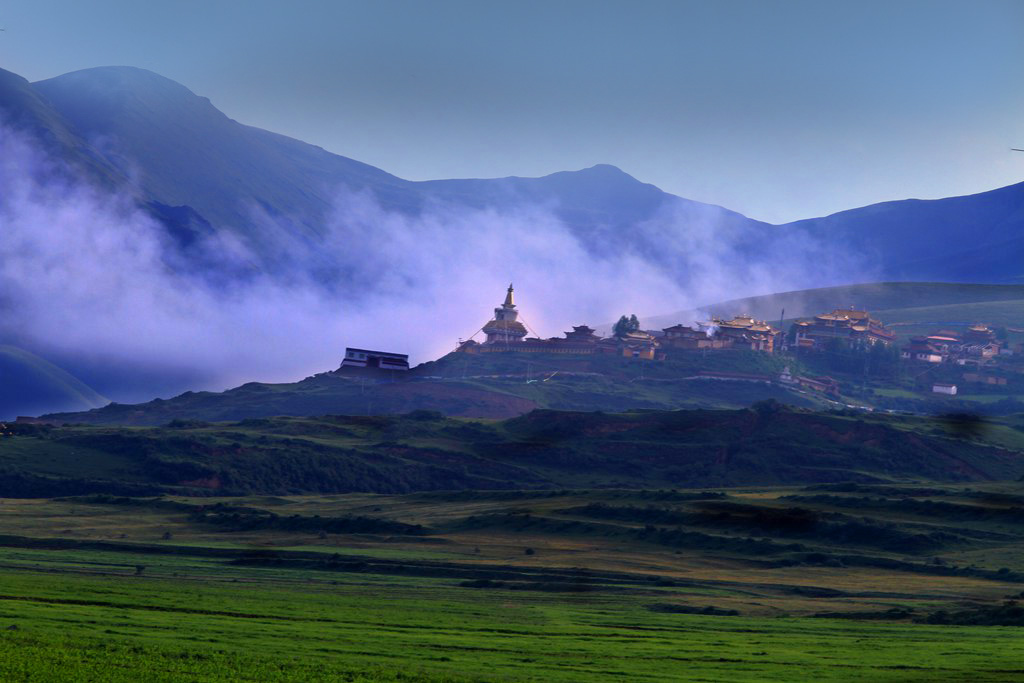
[0,120,871,403]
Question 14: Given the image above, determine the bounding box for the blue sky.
[2,0,1023,223]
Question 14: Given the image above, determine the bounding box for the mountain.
[6,64,1022,283]
[29,67,741,270]
[31,67,417,251]
[0,346,108,420]
[787,185,1024,283]
[0,67,125,190]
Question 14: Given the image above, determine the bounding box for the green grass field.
[4,569,1024,682]
[4,485,1024,681]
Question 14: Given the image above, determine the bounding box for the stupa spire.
[504,283,515,308]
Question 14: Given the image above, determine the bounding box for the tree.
[613,314,640,337]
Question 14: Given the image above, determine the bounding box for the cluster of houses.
[453,285,790,359]
[454,286,909,360]
[899,324,1016,396]
[341,286,1017,402]
[900,325,1004,365]
[449,284,1017,359]
[792,309,895,348]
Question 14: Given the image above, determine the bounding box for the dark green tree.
[613,314,641,337]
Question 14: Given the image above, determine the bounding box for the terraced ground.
[3,484,1024,681]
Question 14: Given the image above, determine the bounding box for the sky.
[2,0,1023,224]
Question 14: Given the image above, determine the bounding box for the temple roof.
[483,319,527,335]
[832,308,869,319]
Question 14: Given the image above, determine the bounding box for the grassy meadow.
[3,485,1024,681]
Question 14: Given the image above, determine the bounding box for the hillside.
[42,350,819,426]
[647,282,1024,329]
[873,299,1024,338]
[0,67,125,191]
[4,403,1024,497]
[0,346,108,420]
[28,285,1024,425]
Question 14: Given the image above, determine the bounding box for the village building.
[963,373,1007,386]
[923,334,961,354]
[564,325,602,343]
[778,366,795,384]
[458,285,657,357]
[793,308,894,349]
[901,324,1003,366]
[707,315,779,352]
[961,342,1002,362]
[340,348,410,371]
[963,324,998,345]
[932,382,958,396]
[659,316,778,353]
[777,365,840,396]
[796,375,841,397]
[616,329,660,359]
[481,284,529,345]
[901,337,944,363]
[660,324,730,350]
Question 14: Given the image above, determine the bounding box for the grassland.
[874,299,1024,341]
[647,282,1024,330]
[4,484,1024,681]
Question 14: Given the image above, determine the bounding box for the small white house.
[932,383,957,396]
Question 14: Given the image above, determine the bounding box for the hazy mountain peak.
[576,163,631,176]
[33,65,224,132]
[34,65,200,99]
[539,163,644,186]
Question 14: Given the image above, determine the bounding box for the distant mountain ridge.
[2,64,1020,283]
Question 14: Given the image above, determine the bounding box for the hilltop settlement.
[343,284,1023,406]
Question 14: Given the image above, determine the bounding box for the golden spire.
[504,283,515,307]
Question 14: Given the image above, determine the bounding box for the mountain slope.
[15,65,1024,284]
[32,67,415,248]
[786,185,1024,283]
[0,67,125,190]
